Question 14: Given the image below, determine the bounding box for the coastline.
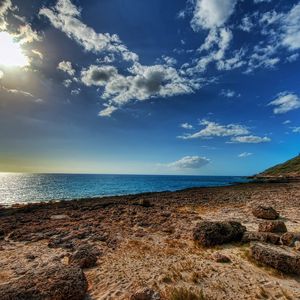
[1,181,300,299]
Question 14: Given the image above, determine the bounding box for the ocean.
[0,173,249,206]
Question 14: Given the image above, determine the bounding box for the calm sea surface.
[0,173,249,205]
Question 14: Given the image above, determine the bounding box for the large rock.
[69,244,98,269]
[193,221,246,247]
[258,221,287,233]
[0,263,88,300]
[250,242,300,275]
[242,231,281,245]
[252,206,279,220]
[130,288,161,300]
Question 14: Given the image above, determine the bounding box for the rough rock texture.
[213,252,231,263]
[130,288,161,300]
[252,206,279,220]
[69,244,98,268]
[0,263,88,300]
[193,221,246,247]
[258,221,287,233]
[280,232,300,246]
[242,231,281,245]
[250,242,300,275]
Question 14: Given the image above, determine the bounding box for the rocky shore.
[1,181,300,299]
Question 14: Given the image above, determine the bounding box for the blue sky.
[0,0,300,175]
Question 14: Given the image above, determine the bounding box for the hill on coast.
[257,155,300,178]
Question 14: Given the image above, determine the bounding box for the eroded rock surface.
[193,221,246,247]
[252,206,279,220]
[258,221,287,233]
[0,263,88,300]
[250,242,300,275]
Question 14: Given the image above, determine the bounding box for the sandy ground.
[0,182,300,299]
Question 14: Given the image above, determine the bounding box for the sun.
[0,32,29,67]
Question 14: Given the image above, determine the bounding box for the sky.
[0,0,300,175]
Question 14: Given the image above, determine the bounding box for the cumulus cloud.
[98,105,117,117]
[39,0,138,62]
[191,0,237,30]
[281,3,300,50]
[181,123,194,130]
[81,63,196,116]
[179,119,250,140]
[230,135,271,143]
[238,152,253,157]
[164,156,210,169]
[57,60,75,76]
[0,0,12,29]
[268,92,300,114]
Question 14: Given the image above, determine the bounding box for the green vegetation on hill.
[259,155,300,177]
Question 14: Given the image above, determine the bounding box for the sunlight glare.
[0,32,29,67]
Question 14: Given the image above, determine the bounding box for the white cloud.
[230,135,271,143]
[98,105,117,117]
[239,16,254,32]
[82,63,196,116]
[254,0,272,3]
[292,127,300,133]
[0,0,12,30]
[39,0,138,62]
[179,119,250,140]
[220,89,240,98]
[191,0,237,30]
[71,88,80,95]
[281,3,300,50]
[181,123,194,130]
[283,120,291,125]
[63,79,72,88]
[268,92,300,114]
[164,156,210,169]
[238,152,253,158]
[58,60,75,76]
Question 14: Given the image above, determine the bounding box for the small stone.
[130,288,161,300]
[242,232,281,245]
[50,214,70,220]
[139,199,151,207]
[258,221,287,233]
[252,206,279,220]
[69,244,98,269]
[280,232,300,246]
[213,252,231,263]
[295,241,300,251]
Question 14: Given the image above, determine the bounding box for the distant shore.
[1,181,300,299]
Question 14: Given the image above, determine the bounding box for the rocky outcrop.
[0,263,88,300]
[250,242,300,275]
[258,221,287,233]
[193,221,246,247]
[130,288,161,300]
[242,231,281,245]
[252,206,279,220]
[69,244,98,269]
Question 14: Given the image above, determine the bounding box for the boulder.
[258,221,287,233]
[280,232,300,246]
[242,231,281,245]
[193,221,246,247]
[252,206,279,220]
[69,244,98,268]
[0,263,88,300]
[250,242,300,275]
[139,199,151,207]
[130,288,161,300]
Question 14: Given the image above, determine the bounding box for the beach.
[1,181,300,299]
